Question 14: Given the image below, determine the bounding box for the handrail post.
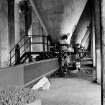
[29,36,31,52]
[15,44,20,65]
[10,52,11,66]
[47,36,49,52]
[42,27,45,52]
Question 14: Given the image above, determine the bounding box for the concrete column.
[8,0,15,67]
[91,13,96,81]
[94,0,101,83]
[101,0,105,90]
[8,0,15,49]
[91,18,96,67]
[14,0,20,44]
[81,30,90,47]
[96,49,101,83]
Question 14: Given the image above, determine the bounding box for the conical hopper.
[30,0,88,42]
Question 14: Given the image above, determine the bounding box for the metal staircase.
[9,35,49,66]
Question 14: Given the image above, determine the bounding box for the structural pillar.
[94,0,101,84]
[101,0,105,103]
[91,17,96,67]
[14,0,20,44]
[0,0,9,67]
[91,12,96,81]
[8,0,15,49]
[8,0,15,67]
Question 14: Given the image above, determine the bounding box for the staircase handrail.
[9,35,31,66]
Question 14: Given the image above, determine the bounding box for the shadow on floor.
[39,65,101,105]
[50,67,94,82]
[39,77,101,105]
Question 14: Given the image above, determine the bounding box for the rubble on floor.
[0,87,41,105]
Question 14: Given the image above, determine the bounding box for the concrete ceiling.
[30,0,88,42]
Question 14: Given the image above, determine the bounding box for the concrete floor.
[39,77,101,105]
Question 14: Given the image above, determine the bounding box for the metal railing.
[9,35,49,66]
[9,35,31,66]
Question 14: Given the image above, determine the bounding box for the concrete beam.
[29,0,48,35]
[84,34,90,49]
[71,1,91,45]
[81,29,90,47]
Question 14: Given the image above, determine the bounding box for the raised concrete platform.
[0,58,59,87]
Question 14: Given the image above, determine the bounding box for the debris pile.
[0,87,41,105]
[32,77,51,90]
